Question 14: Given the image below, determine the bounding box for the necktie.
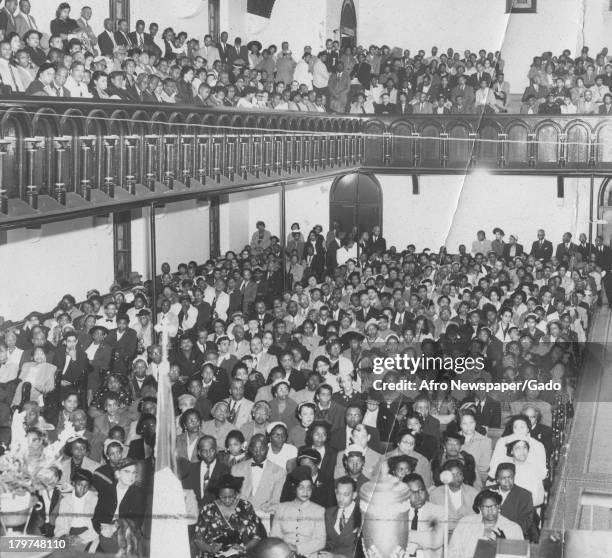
[201,465,209,497]
[251,461,264,468]
[139,35,144,48]
[411,507,419,530]
[339,510,347,532]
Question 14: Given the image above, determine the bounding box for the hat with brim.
[297,447,322,465]
[90,325,109,336]
[341,331,365,345]
[247,40,262,52]
[233,58,246,67]
[266,421,287,435]
[493,227,505,236]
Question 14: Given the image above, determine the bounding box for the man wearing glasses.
[448,488,524,558]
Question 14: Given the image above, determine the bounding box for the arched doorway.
[597,177,612,246]
[330,173,382,239]
[340,0,357,49]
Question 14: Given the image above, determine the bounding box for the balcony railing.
[0,99,364,229]
[2,102,612,229]
[361,114,612,173]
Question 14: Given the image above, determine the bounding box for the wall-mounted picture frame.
[506,0,537,13]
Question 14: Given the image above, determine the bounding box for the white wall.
[132,200,210,279]
[0,217,114,321]
[378,173,592,251]
[219,179,335,253]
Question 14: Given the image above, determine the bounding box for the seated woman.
[406,412,439,461]
[89,373,132,415]
[270,466,326,558]
[92,393,132,439]
[194,474,266,558]
[506,439,546,507]
[176,408,202,471]
[294,420,337,480]
[488,415,547,482]
[56,436,100,490]
[201,401,234,450]
[240,400,272,442]
[331,374,363,408]
[449,489,523,558]
[269,379,298,431]
[92,458,147,555]
[266,421,297,471]
[288,401,316,448]
[54,468,99,551]
[431,432,479,489]
[378,429,432,487]
[12,346,57,407]
[217,430,248,468]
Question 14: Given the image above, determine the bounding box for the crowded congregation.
[0,213,599,556]
[0,1,611,114]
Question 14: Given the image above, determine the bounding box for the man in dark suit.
[239,269,258,315]
[594,235,612,306]
[92,458,147,554]
[280,450,336,508]
[98,18,117,56]
[350,53,371,88]
[374,92,397,115]
[555,232,578,262]
[469,63,491,89]
[463,390,501,429]
[530,229,553,261]
[128,20,150,50]
[52,330,88,411]
[576,233,594,263]
[495,463,537,541]
[193,290,212,328]
[367,225,387,255]
[182,435,230,508]
[216,31,231,65]
[355,294,380,324]
[114,19,133,48]
[106,315,138,375]
[330,405,382,453]
[251,300,274,331]
[228,37,248,67]
[325,476,361,557]
[599,94,612,114]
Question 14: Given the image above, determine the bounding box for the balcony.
[0,99,364,230]
[1,101,612,230]
[361,114,612,175]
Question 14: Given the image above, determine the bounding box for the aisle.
[546,306,612,531]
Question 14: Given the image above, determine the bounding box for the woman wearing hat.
[89,372,132,412]
[269,378,298,431]
[201,401,234,450]
[270,465,326,557]
[12,346,57,408]
[56,436,100,491]
[266,421,297,471]
[194,474,266,558]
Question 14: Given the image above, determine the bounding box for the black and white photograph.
[0,1,611,558]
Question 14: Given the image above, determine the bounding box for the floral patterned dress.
[194,498,266,558]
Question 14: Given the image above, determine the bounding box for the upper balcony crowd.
[1,0,612,120]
